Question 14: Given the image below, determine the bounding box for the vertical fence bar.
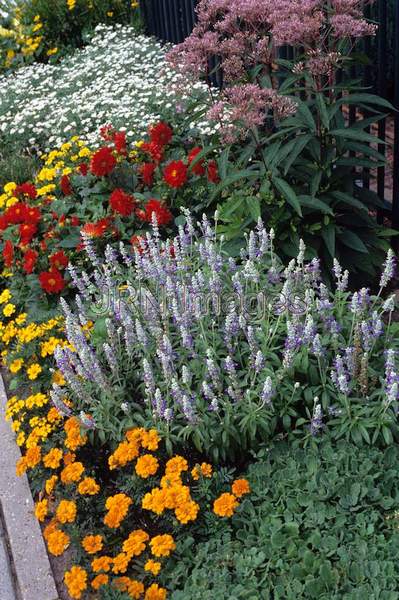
[362,4,372,190]
[376,0,387,223]
[393,0,399,228]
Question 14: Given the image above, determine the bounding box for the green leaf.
[321,224,335,257]
[297,195,333,215]
[246,197,261,222]
[272,176,302,216]
[316,94,329,130]
[330,191,368,212]
[330,128,386,145]
[337,93,395,111]
[297,101,317,132]
[283,134,313,175]
[337,230,368,253]
[209,168,259,201]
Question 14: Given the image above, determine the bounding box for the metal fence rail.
[142,0,399,228]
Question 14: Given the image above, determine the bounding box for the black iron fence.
[141,0,399,228]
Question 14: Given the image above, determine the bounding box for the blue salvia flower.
[310,400,323,436]
[261,377,273,405]
[380,249,396,288]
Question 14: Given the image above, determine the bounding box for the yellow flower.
[91,555,113,573]
[45,475,58,494]
[52,370,66,385]
[3,182,16,194]
[149,534,175,557]
[9,358,23,373]
[191,462,213,480]
[47,529,70,556]
[144,559,161,576]
[60,461,84,484]
[34,498,48,522]
[144,583,167,600]
[128,580,145,598]
[43,447,63,469]
[27,363,42,380]
[46,47,58,56]
[175,500,200,524]
[78,477,100,495]
[56,499,77,523]
[122,529,149,557]
[112,552,130,574]
[0,289,12,303]
[64,566,87,600]
[91,574,109,590]
[3,303,15,317]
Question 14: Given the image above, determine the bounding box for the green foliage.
[100,588,131,600]
[163,440,399,599]
[0,143,40,188]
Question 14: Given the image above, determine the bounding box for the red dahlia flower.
[109,188,136,217]
[114,131,127,155]
[163,160,188,189]
[71,216,80,226]
[2,240,13,267]
[207,160,220,183]
[142,142,164,163]
[19,223,37,245]
[78,163,88,176]
[39,269,65,294]
[139,162,156,186]
[188,147,206,176]
[14,182,37,200]
[25,206,41,225]
[50,250,69,270]
[90,147,116,177]
[148,122,173,146]
[4,202,28,224]
[23,249,38,274]
[137,199,173,226]
[60,174,73,196]
[0,215,8,231]
[81,217,111,238]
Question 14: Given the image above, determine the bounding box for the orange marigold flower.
[213,492,239,518]
[64,565,88,600]
[125,427,144,444]
[128,580,145,599]
[56,499,77,523]
[91,573,109,590]
[145,583,167,600]
[149,534,175,557]
[163,484,190,510]
[108,440,139,470]
[144,559,161,576]
[141,428,160,451]
[175,500,200,524]
[64,417,87,450]
[35,498,48,522]
[45,475,58,495]
[231,478,250,498]
[135,454,159,478]
[191,462,213,480]
[16,456,27,476]
[63,452,76,465]
[91,556,113,573]
[82,534,103,554]
[103,493,132,528]
[43,447,63,469]
[122,529,149,557]
[60,461,84,484]
[165,455,188,476]
[47,529,70,556]
[25,445,41,468]
[141,488,167,515]
[47,407,62,423]
[112,552,130,574]
[78,476,100,495]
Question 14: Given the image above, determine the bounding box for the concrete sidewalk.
[0,515,16,600]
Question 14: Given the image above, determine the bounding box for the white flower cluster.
[0,24,213,152]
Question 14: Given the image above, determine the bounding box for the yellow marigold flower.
[51,369,66,386]
[149,534,175,557]
[3,182,16,194]
[64,566,87,600]
[122,529,149,557]
[47,407,62,423]
[64,417,87,450]
[25,445,41,468]
[91,573,109,590]
[60,461,84,484]
[9,358,23,373]
[141,488,167,515]
[128,580,145,599]
[213,492,239,518]
[135,454,159,478]
[43,447,63,469]
[15,312,27,325]
[78,147,91,158]
[112,552,130,574]
[26,363,42,380]
[144,559,161,576]
[165,455,188,476]
[78,477,100,495]
[34,498,48,522]
[107,11,113,16]
[82,534,103,554]
[91,555,113,573]
[3,303,15,317]
[145,583,167,600]
[56,499,77,523]
[191,462,213,480]
[43,519,58,541]
[175,500,200,524]
[45,475,58,495]
[141,428,160,451]
[46,47,58,56]
[231,478,250,498]
[16,431,25,446]
[47,529,70,556]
